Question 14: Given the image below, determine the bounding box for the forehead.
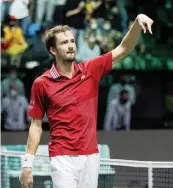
[55,30,75,43]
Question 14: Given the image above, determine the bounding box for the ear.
[50,47,56,56]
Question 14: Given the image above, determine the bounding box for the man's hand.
[78,1,85,11]
[136,14,154,34]
[111,14,154,64]
[19,168,33,188]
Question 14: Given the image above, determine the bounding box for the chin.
[67,58,75,62]
[65,56,75,62]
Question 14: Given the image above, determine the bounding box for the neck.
[55,57,74,78]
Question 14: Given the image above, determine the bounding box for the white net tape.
[1,150,173,188]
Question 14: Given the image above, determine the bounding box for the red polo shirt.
[28,52,112,157]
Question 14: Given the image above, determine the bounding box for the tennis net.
[1,150,173,188]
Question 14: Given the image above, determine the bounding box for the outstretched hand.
[136,14,154,34]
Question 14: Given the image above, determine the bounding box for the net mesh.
[1,150,173,188]
[153,168,173,188]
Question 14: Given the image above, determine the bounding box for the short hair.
[44,25,72,56]
[120,89,129,96]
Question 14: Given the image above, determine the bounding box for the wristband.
[22,154,35,168]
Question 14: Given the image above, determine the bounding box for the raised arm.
[111,14,154,65]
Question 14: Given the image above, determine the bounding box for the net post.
[148,162,153,188]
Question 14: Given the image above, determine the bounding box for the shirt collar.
[50,63,60,79]
[50,62,83,79]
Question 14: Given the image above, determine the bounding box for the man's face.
[90,19,97,30]
[9,20,18,27]
[120,92,129,104]
[52,30,76,63]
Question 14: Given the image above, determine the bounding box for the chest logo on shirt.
[81,75,85,80]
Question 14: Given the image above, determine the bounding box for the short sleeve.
[27,79,46,120]
[84,52,112,82]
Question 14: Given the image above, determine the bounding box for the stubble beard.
[63,53,75,63]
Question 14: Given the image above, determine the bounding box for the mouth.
[67,51,75,54]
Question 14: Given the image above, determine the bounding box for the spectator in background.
[1,84,29,131]
[85,0,102,21]
[98,20,122,54]
[1,0,13,23]
[76,32,101,61]
[87,0,105,29]
[1,17,28,66]
[116,0,128,35]
[86,18,102,39]
[23,28,50,63]
[63,0,86,47]
[9,0,31,36]
[35,0,56,26]
[105,0,122,32]
[107,75,136,105]
[105,0,119,21]
[87,18,98,32]
[1,67,25,98]
[104,89,131,131]
[155,0,173,44]
[53,0,67,25]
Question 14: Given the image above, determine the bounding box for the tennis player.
[19,14,153,188]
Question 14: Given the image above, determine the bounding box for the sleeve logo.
[29,100,35,109]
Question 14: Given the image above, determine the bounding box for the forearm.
[26,122,42,155]
[93,1,102,10]
[120,19,142,54]
[66,8,80,17]
[111,17,143,63]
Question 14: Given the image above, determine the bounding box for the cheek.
[72,44,76,53]
[57,46,66,54]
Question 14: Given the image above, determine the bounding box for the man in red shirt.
[20,14,153,188]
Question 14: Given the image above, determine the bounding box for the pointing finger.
[147,23,152,34]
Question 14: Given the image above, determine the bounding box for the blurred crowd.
[1,0,173,131]
[1,66,49,131]
[1,66,29,131]
[1,0,173,69]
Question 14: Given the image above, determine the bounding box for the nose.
[68,46,74,51]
